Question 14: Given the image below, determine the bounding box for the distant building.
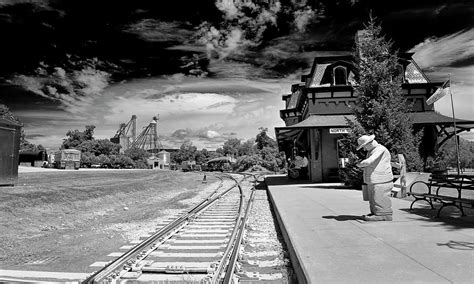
[275,31,474,183]
[18,150,47,167]
[0,114,22,186]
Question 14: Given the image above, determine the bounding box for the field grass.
[0,169,218,272]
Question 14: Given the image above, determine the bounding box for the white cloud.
[11,66,111,118]
[205,130,221,139]
[411,29,474,121]
[293,7,316,32]
[197,1,281,61]
[410,28,474,68]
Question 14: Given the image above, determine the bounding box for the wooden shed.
[0,116,22,186]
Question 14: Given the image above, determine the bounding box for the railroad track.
[83,173,258,283]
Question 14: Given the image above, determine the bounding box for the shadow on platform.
[264,175,311,186]
[437,240,474,250]
[400,205,474,231]
[264,175,354,190]
[322,215,365,221]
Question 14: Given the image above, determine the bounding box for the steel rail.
[82,174,235,284]
[222,174,257,283]
[207,174,245,283]
[207,173,256,283]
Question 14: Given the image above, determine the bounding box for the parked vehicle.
[203,157,233,172]
[181,161,197,172]
[53,149,81,170]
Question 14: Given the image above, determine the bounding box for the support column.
[310,128,323,182]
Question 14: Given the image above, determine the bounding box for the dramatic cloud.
[167,126,236,149]
[124,20,194,43]
[410,28,474,68]
[410,29,474,121]
[0,0,49,7]
[293,6,317,33]
[197,0,281,61]
[10,65,111,117]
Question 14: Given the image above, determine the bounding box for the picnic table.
[407,174,474,217]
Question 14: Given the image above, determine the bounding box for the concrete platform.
[266,176,474,284]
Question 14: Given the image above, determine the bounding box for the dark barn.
[0,116,22,186]
[19,150,48,167]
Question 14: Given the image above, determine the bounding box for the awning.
[275,112,474,145]
[279,114,352,129]
[277,112,474,130]
[410,112,474,129]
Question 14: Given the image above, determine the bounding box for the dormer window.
[333,66,347,85]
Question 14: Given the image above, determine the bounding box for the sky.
[0,0,473,150]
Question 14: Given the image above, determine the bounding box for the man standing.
[356,134,394,221]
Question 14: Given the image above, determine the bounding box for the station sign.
[329,128,351,134]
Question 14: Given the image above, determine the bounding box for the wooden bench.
[408,174,474,217]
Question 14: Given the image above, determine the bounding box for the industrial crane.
[130,115,163,153]
[111,115,137,153]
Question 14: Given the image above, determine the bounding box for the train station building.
[275,32,474,183]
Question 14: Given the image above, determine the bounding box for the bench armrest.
[409,180,431,194]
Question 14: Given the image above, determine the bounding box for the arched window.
[334,66,347,85]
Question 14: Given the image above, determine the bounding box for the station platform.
[265,176,474,284]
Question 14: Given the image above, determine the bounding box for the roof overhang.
[275,112,474,145]
[276,114,352,130]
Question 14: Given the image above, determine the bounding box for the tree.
[97,154,111,168]
[172,141,198,164]
[195,149,208,165]
[235,154,264,172]
[77,139,121,156]
[234,127,285,172]
[255,127,276,150]
[0,105,44,151]
[339,18,423,186]
[19,129,45,151]
[124,147,151,162]
[107,154,135,169]
[439,137,474,172]
[62,125,96,149]
[0,104,21,124]
[222,138,241,157]
[80,152,95,167]
[239,138,255,156]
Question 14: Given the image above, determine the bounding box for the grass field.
[0,169,218,273]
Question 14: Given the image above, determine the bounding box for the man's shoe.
[364,215,392,221]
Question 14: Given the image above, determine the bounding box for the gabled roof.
[308,63,330,87]
[302,49,432,88]
[405,62,429,83]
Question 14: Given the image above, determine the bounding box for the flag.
[426,80,450,105]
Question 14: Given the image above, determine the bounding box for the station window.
[333,66,347,85]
